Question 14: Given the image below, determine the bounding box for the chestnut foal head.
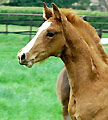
[18,3,66,67]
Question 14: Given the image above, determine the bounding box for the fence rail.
[0,13,44,40]
[0,13,43,16]
[0,13,108,40]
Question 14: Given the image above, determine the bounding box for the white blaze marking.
[18,21,52,58]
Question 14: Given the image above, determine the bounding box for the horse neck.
[61,20,108,93]
[72,21,108,72]
[61,46,95,93]
[72,19,108,65]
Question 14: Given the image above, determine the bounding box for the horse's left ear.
[52,3,61,20]
[43,2,52,20]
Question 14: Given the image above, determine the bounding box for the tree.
[7,0,79,8]
[79,0,90,9]
[100,0,108,11]
[0,0,10,4]
[40,0,79,8]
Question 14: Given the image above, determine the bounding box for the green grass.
[0,24,37,32]
[103,33,108,38]
[0,6,108,16]
[0,33,64,120]
[0,6,43,14]
[76,9,108,16]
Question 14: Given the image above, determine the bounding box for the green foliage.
[4,0,79,8]
[79,0,90,5]
[90,5,98,11]
[72,0,91,10]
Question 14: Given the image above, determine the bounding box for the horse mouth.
[20,59,34,68]
[26,61,34,68]
[20,53,48,68]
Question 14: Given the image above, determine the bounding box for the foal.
[56,23,102,120]
[18,3,108,120]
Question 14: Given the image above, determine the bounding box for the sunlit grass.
[0,24,37,32]
[0,6,43,14]
[0,33,64,120]
[103,33,108,38]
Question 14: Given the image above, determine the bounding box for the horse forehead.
[17,21,52,57]
[39,21,52,32]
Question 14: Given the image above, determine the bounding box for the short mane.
[60,9,108,64]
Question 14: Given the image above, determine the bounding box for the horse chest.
[74,87,108,120]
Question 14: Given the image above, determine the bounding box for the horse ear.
[52,3,61,20]
[43,2,52,20]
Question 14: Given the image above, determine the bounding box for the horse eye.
[46,32,55,37]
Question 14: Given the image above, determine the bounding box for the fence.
[0,13,108,40]
[0,13,44,40]
[82,15,108,38]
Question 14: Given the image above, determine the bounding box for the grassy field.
[0,5,108,120]
[0,6,108,16]
[0,6,43,14]
[102,33,108,38]
[0,33,64,120]
[0,23,108,120]
[0,24,37,32]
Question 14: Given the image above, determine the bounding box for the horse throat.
[61,44,95,92]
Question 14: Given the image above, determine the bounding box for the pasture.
[0,24,108,120]
[0,5,108,120]
[0,25,64,119]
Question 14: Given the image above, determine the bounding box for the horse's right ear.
[52,3,61,20]
[43,2,52,20]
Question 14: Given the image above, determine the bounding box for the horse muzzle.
[17,52,34,68]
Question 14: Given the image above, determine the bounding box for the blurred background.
[0,0,108,120]
[0,0,108,11]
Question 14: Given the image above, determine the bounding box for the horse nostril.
[21,53,26,61]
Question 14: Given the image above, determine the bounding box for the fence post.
[5,14,8,34]
[98,29,102,38]
[29,19,33,41]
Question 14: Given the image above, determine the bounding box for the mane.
[60,9,108,64]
